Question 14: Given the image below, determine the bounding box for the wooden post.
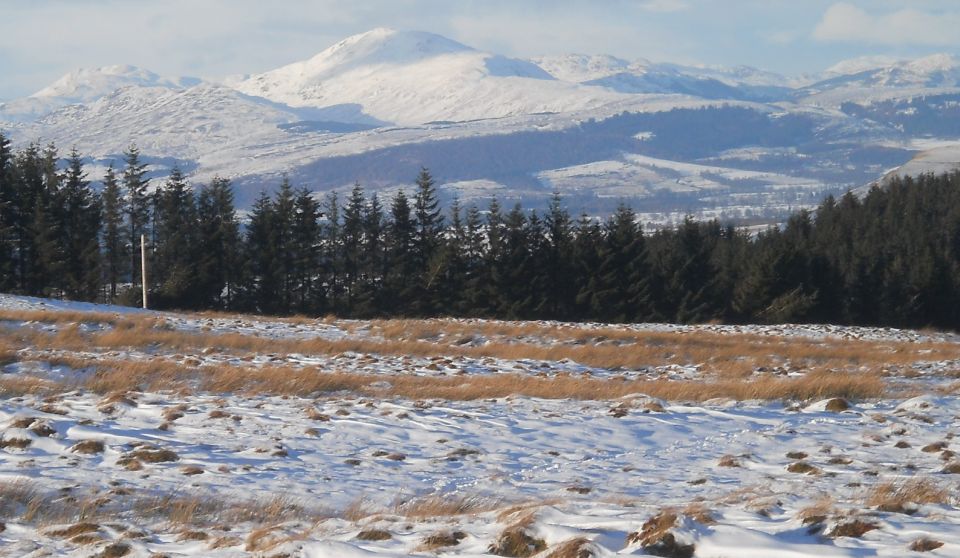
[141,234,148,309]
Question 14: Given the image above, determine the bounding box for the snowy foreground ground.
[1,295,960,557]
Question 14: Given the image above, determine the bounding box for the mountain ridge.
[1,29,958,221]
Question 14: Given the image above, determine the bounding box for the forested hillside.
[2,132,959,328]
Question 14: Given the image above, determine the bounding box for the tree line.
[2,132,960,329]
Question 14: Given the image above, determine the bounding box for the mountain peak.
[305,28,474,71]
[31,65,180,101]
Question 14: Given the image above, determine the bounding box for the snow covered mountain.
[235,28,626,126]
[1,29,959,220]
[0,65,193,123]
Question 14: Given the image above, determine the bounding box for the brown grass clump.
[910,538,945,552]
[786,451,808,460]
[70,440,105,454]
[128,447,179,463]
[824,398,850,412]
[787,462,820,475]
[96,542,131,558]
[941,461,960,474]
[922,441,948,453]
[419,530,467,551]
[245,526,282,552]
[178,530,209,541]
[798,496,834,526]
[827,519,879,538]
[356,529,392,541]
[683,503,716,526]
[398,494,500,519]
[29,420,56,437]
[718,455,740,468]
[489,521,546,557]
[866,477,950,513]
[70,533,102,545]
[626,510,694,558]
[181,465,204,476]
[0,436,32,449]
[0,376,59,397]
[545,537,594,558]
[8,416,36,429]
[45,522,100,538]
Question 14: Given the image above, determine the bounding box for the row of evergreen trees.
[2,132,960,329]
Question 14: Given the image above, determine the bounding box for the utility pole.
[141,234,148,309]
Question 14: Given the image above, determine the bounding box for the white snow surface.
[2,294,960,556]
[235,28,626,126]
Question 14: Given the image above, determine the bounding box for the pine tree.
[588,204,652,322]
[153,167,197,307]
[354,191,385,317]
[320,190,341,313]
[543,192,576,319]
[291,187,321,313]
[0,132,15,290]
[411,168,444,315]
[122,145,150,302]
[196,176,242,309]
[384,190,415,314]
[100,166,126,301]
[59,149,101,301]
[341,183,365,312]
[271,177,297,314]
[31,144,65,296]
[244,191,280,314]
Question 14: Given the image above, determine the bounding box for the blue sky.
[2,0,959,100]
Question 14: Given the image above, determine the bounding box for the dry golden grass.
[397,494,501,519]
[797,495,834,525]
[545,537,593,558]
[866,477,951,513]
[10,308,959,380]
[7,306,958,404]
[489,513,546,558]
[61,354,888,402]
[418,530,468,551]
[0,375,61,397]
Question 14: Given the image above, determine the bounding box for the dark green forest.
[2,132,960,329]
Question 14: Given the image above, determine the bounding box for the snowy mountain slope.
[1,29,958,218]
[235,28,629,126]
[799,53,960,106]
[0,65,190,123]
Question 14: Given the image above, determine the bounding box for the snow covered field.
[1,294,959,557]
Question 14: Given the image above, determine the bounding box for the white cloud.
[813,2,960,46]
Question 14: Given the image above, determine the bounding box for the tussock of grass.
[627,510,695,558]
[866,477,951,513]
[397,494,501,519]
[545,537,593,558]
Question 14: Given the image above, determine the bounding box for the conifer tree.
[59,149,101,301]
[122,145,150,301]
[384,190,414,314]
[245,191,280,314]
[292,187,321,313]
[352,192,385,316]
[0,132,15,290]
[196,176,242,309]
[153,167,197,307]
[100,165,126,301]
[341,183,365,312]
